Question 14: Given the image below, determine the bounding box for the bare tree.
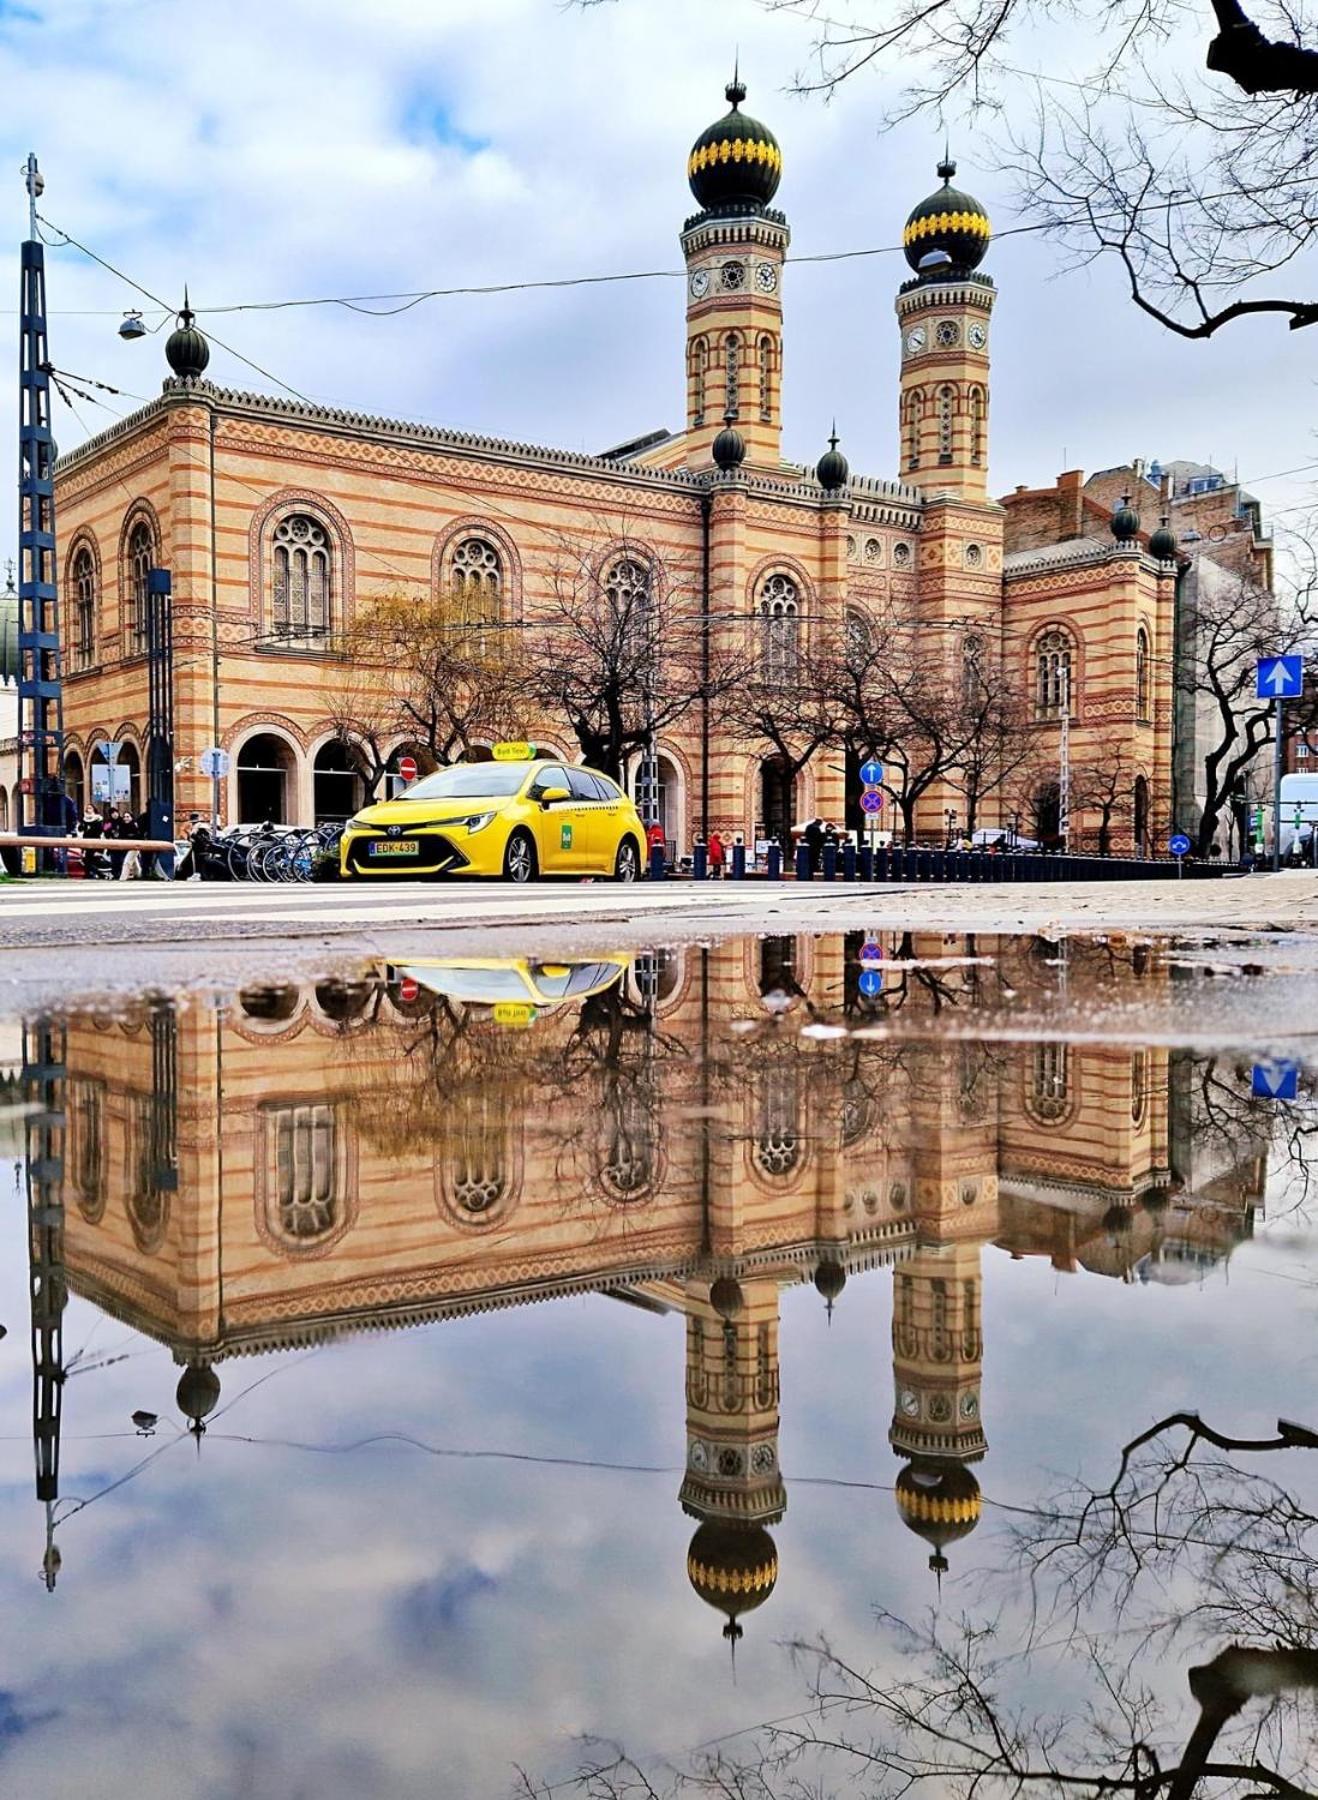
[1070,729,1136,856]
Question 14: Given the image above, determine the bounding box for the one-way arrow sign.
[1251,1060,1300,1101]
[1257,655,1304,699]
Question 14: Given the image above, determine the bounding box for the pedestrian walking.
[708,829,725,878]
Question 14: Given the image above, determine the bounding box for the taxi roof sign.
[492,741,535,762]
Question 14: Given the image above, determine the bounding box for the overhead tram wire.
[34,171,1318,326]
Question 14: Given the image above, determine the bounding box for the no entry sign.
[396,755,418,784]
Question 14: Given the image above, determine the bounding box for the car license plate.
[368,840,419,858]
[493,1002,538,1027]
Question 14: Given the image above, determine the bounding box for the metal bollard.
[692,842,708,881]
[889,845,903,881]
[731,842,746,879]
[875,845,889,880]
[767,843,782,880]
[795,842,813,881]
[821,842,838,881]
[930,849,945,882]
[857,844,872,881]
[842,841,857,880]
[648,843,666,880]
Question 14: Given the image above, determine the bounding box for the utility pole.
[17,153,64,871]
[1058,660,1071,852]
[23,1018,66,1590]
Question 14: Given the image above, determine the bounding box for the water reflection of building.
[26,934,1270,1624]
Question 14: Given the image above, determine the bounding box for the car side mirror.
[539,786,570,805]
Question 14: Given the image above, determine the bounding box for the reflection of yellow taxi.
[340,758,647,881]
[397,956,629,1023]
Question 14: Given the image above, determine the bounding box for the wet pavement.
[3,930,1317,1798]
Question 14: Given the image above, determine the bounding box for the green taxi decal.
[561,822,573,850]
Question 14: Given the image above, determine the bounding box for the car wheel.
[504,829,538,884]
[614,838,640,883]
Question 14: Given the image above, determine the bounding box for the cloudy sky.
[0,0,1314,560]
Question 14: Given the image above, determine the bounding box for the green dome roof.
[903,158,991,276]
[0,581,17,685]
[688,79,782,213]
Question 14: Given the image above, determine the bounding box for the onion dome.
[688,77,782,213]
[903,157,991,276]
[712,416,747,471]
[710,1275,745,1321]
[813,1257,847,1315]
[1111,493,1140,544]
[165,291,210,381]
[1149,513,1178,562]
[176,1361,221,1433]
[0,572,18,685]
[815,427,849,493]
[1102,1203,1133,1238]
[895,1459,982,1575]
[687,1520,778,1640]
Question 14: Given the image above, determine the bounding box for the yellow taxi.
[340,753,647,882]
[395,956,629,1024]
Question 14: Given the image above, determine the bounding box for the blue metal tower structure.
[18,153,64,864]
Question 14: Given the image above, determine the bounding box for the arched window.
[604,555,652,657]
[124,518,154,656]
[757,571,799,684]
[845,607,872,665]
[962,632,985,701]
[754,1064,801,1178]
[271,513,332,639]
[449,536,502,625]
[905,390,922,470]
[597,1083,658,1204]
[1131,1050,1149,1126]
[758,334,774,423]
[272,1104,338,1242]
[1035,627,1074,719]
[724,331,742,420]
[69,543,96,671]
[1028,1043,1071,1124]
[691,336,709,428]
[969,387,985,466]
[938,384,955,463]
[449,1090,507,1220]
[1136,626,1150,720]
[68,1079,107,1220]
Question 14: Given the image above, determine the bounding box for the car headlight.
[347,815,370,831]
[464,811,497,833]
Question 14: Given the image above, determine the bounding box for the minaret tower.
[681,78,788,471]
[895,159,994,502]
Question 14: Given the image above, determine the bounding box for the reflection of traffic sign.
[1252,1060,1299,1101]
[860,941,883,965]
[200,746,230,779]
[1257,655,1303,699]
[859,758,883,787]
[397,754,418,784]
[858,968,882,999]
[860,790,883,815]
[398,976,420,1004]
[1168,832,1191,857]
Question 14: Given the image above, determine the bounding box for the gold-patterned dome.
[895,1459,982,1571]
[687,1521,778,1639]
[903,158,990,276]
[688,78,782,213]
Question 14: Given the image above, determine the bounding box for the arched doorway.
[760,755,794,848]
[237,733,297,825]
[625,751,682,852]
[313,740,364,825]
[115,741,141,820]
[63,750,84,819]
[1133,775,1150,857]
[1034,781,1061,849]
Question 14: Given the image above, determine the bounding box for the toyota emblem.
[387,825,402,839]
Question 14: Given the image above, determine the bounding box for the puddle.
[3,931,1317,1797]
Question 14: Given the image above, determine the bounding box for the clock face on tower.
[905,325,927,356]
[968,322,987,349]
[689,268,710,299]
[755,261,778,294]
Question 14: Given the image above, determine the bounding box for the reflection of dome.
[710,1275,745,1320]
[903,158,990,275]
[687,1520,778,1640]
[895,1459,982,1574]
[177,1362,221,1432]
[813,1258,847,1313]
[688,78,782,212]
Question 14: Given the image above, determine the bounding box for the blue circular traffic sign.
[858,968,883,998]
[859,759,883,787]
[1168,832,1191,857]
[860,790,883,815]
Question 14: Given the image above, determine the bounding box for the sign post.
[200,745,230,826]
[858,758,883,865]
[1168,831,1191,879]
[1257,656,1303,871]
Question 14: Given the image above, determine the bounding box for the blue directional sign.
[1257,655,1304,700]
[859,759,884,787]
[860,940,883,964]
[1168,832,1191,858]
[858,968,883,999]
[860,790,884,815]
[1252,1060,1300,1101]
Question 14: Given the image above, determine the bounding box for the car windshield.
[404,764,530,801]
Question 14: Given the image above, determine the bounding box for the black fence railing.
[663,843,1236,883]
